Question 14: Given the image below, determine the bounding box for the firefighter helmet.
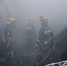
[8,18,15,23]
[40,16,48,22]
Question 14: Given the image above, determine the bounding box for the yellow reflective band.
[7,33,9,35]
[25,27,31,29]
[7,53,10,55]
[44,41,49,44]
[37,39,40,43]
[44,30,51,34]
[35,44,38,47]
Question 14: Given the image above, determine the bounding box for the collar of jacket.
[7,22,11,25]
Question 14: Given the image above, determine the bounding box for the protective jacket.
[35,26,54,50]
[25,23,36,39]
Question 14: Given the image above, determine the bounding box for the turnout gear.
[34,26,67,66]
[25,18,36,66]
[25,18,36,39]
[4,18,16,65]
[4,24,13,40]
[35,16,54,51]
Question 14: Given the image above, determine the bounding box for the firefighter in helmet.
[24,17,36,66]
[4,18,16,65]
[35,16,54,51]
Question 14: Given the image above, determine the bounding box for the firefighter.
[35,16,54,51]
[25,17,36,66]
[4,18,16,65]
